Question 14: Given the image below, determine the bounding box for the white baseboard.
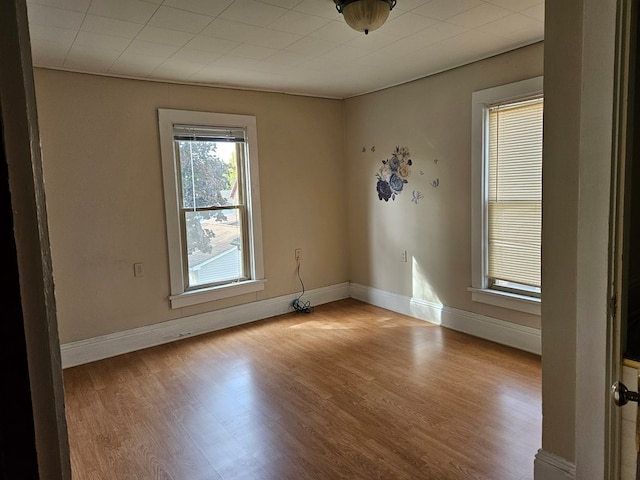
[534,449,576,480]
[349,283,541,355]
[61,281,541,368]
[60,282,350,368]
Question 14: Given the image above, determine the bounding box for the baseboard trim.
[534,449,576,479]
[349,283,541,355]
[61,281,541,368]
[60,282,350,368]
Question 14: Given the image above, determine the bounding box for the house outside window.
[158,109,265,309]
[469,77,543,315]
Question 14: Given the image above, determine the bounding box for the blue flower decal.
[389,173,406,193]
[377,179,392,201]
[375,146,412,201]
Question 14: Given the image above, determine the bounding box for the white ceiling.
[25,0,544,99]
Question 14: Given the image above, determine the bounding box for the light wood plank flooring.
[62,298,541,480]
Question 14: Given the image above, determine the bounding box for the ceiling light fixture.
[334,0,397,35]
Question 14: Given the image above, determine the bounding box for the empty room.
[2,1,632,479]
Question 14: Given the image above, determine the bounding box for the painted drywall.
[537,0,617,476]
[344,42,543,330]
[540,0,581,467]
[35,44,545,345]
[33,69,348,343]
[562,0,616,477]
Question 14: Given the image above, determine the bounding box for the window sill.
[467,287,540,316]
[169,279,266,309]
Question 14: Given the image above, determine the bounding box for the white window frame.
[158,109,265,309]
[469,77,543,316]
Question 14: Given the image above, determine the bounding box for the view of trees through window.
[176,139,245,287]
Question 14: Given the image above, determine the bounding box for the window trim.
[470,76,543,315]
[158,109,265,309]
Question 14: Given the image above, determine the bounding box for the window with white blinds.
[487,97,543,295]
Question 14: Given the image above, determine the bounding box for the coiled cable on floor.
[292,259,313,313]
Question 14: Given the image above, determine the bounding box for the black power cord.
[292,258,313,313]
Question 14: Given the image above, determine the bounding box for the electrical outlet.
[134,262,144,277]
[295,248,301,261]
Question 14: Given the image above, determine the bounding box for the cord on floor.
[292,259,313,313]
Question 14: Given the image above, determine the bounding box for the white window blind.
[488,97,543,291]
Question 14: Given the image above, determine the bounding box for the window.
[158,109,265,309]
[469,77,543,315]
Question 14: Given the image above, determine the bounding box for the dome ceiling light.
[333,0,397,35]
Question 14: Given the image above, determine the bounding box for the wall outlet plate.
[134,262,144,277]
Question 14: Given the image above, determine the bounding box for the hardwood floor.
[62,298,541,480]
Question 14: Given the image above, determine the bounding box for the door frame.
[0,0,71,477]
[608,0,637,476]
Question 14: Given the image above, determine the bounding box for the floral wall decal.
[376,146,412,202]
[411,190,424,204]
[431,178,439,188]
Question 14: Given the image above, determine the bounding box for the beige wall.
[34,69,348,343]
[35,43,544,344]
[344,42,544,329]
